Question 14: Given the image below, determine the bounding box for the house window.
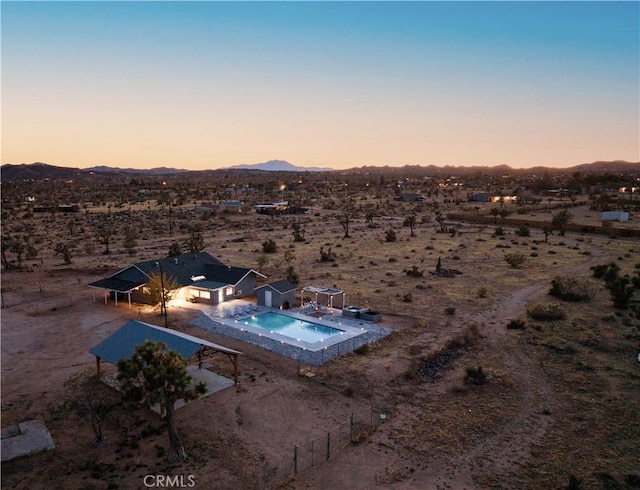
[226,287,234,295]
[200,291,210,300]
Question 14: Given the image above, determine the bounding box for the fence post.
[294,445,298,474]
[350,413,354,443]
[327,431,331,461]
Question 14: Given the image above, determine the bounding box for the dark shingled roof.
[135,252,225,287]
[255,280,298,294]
[89,320,240,365]
[88,252,264,293]
[88,277,146,293]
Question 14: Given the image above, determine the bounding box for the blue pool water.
[240,312,343,343]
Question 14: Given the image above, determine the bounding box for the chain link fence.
[271,408,385,482]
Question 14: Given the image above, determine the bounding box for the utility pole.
[156,262,169,328]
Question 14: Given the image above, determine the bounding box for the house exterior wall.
[187,287,219,305]
[234,274,257,298]
[256,288,296,308]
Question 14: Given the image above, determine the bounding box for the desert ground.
[2,199,640,490]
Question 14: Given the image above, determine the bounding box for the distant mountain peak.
[226,160,333,172]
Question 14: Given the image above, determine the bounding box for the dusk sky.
[2,1,639,170]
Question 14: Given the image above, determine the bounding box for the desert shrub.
[566,475,582,490]
[407,344,423,356]
[385,229,397,242]
[625,474,640,487]
[507,319,526,330]
[406,266,423,277]
[515,225,530,237]
[504,252,526,268]
[402,293,413,302]
[354,343,370,355]
[403,369,420,382]
[608,276,634,309]
[477,287,488,298]
[527,303,566,321]
[262,239,277,253]
[494,227,505,236]
[591,262,619,285]
[464,366,487,385]
[549,276,596,302]
[444,306,456,315]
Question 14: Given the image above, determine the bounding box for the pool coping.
[190,306,393,365]
[218,309,367,351]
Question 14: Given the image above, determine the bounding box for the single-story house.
[195,203,221,214]
[255,280,297,308]
[255,201,289,215]
[89,251,265,308]
[469,193,491,202]
[220,201,243,212]
[393,193,426,202]
[602,211,629,222]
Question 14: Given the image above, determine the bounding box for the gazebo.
[300,285,346,311]
[90,320,241,384]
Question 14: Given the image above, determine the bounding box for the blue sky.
[2,1,639,169]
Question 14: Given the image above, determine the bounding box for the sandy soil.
[2,208,639,489]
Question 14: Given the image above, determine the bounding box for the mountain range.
[1,160,638,182]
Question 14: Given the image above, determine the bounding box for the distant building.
[602,211,629,222]
[255,201,289,215]
[469,193,491,203]
[221,201,243,212]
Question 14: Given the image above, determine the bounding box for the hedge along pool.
[191,309,394,365]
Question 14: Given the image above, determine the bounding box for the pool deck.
[190,303,393,365]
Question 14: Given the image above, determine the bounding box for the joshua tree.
[435,211,447,232]
[338,196,356,238]
[542,226,553,243]
[365,209,377,228]
[184,231,205,253]
[1,235,14,270]
[54,242,75,265]
[490,207,501,224]
[551,209,573,236]
[291,222,306,242]
[64,370,115,447]
[95,214,116,255]
[403,215,417,237]
[117,341,207,463]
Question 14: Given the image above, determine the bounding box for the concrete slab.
[150,365,235,415]
[1,420,55,462]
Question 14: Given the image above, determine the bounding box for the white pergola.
[300,285,345,311]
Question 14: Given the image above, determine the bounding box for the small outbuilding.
[602,211,629,222]
[255,280,297,308]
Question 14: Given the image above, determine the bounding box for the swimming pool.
[240,312,343,343]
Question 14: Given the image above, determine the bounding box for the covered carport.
[88,277,145,308]
[90,320,241,385]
